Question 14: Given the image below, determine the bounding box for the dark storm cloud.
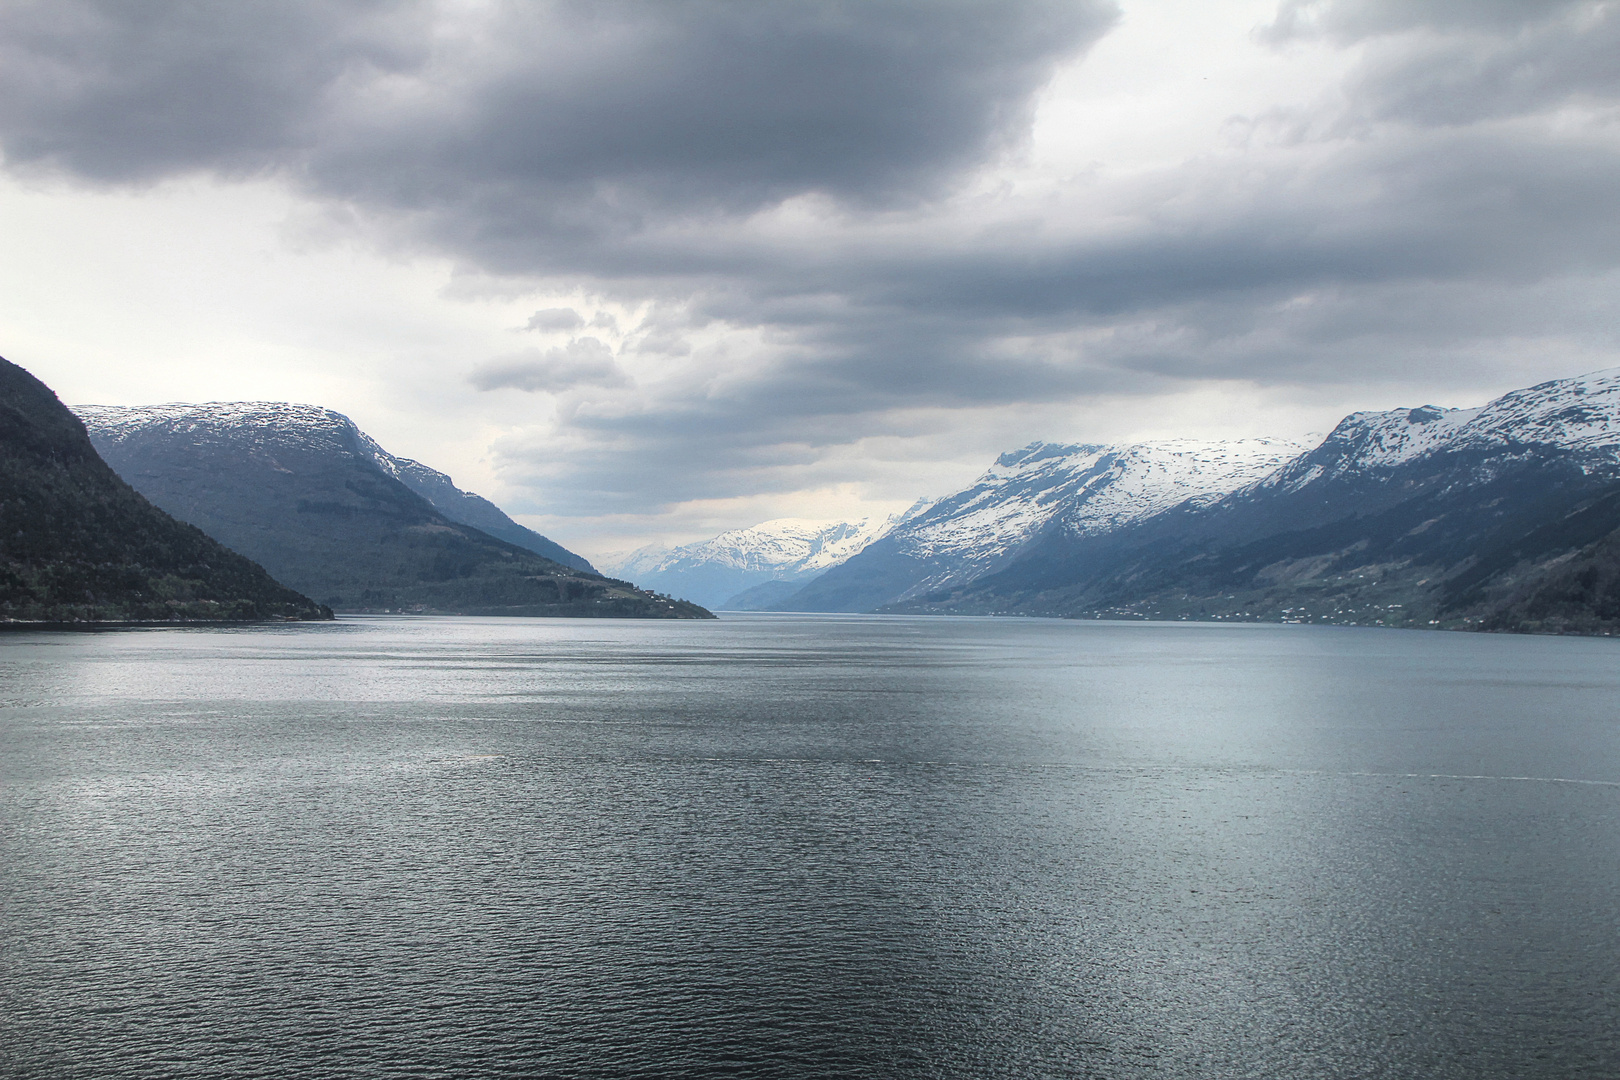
[0,0,1116,206]
[6,0,1620,516]
[0,0,426,181]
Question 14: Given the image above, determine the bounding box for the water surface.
[3,615,1617,1077]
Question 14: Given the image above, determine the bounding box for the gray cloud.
[1265,1,1620,128]
[0,0,1116,207]
[1264,0,1586,41]
[525,307,585,333]
[470,338,628,393]
[0,0,425,182]
[6,0,1620,521]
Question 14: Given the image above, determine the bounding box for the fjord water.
[2,616,1617,1078]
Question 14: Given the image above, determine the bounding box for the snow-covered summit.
[1305,406,1484,476]
[76,400,359,450]
[74,401,593,571]
[718,365,1620,614]
[599,514,909,608]
[687,516,896,573]
[777,435,1309,610]
[604,515,900,577]
[898,437,1307,565]
[1456,367,1620,454]
[76,401,449,496]
[1261,367,1620,492]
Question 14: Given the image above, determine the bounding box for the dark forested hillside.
[0,358,329,623]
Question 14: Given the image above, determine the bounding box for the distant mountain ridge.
[775,438,1305,613]
[862,367,1620,634]
[601,513,915,609]
[79,402,594,572]
[76,402,710,619]
[0,360,327,623]
[60,365,1620,632]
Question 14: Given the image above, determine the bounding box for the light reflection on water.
[2,614,1618,1077]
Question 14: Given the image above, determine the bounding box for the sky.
[2,0,1618,560]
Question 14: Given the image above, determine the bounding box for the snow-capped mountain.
[1255,368,1620,495]
[76,402,591,571]
[77,400,355,454]
[0,359,328,623]
[890,366,1620,632]
[902,437,1305,560]
[65,401,711,618]
[68,365,1620,632]
[599,512,915,609]
[1455,367,1620,455]
[776,437,1304,612]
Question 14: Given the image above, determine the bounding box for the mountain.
[600,514,908,609]
[0,359,327,623]
[774,438,1305,613]
[889,368,1620,633]
[75,402,710,619]
[717,577,820,611]
[356,442,594,573]
[1476,516,1620,634]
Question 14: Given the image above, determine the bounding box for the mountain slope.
[1476,511,1620,634]
[75,402,709,618]
[777,438,1305,612]
[901,369,1620,630]
[0,359,328,623]
[354,439,594,572]
[600,515,905,609]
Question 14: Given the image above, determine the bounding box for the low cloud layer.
[4,0,1619,530]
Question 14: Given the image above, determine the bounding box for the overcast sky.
[3,0,1618,557]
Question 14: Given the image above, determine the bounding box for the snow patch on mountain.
[1260,367,1620,493]
[76,401,359,453]
[1317,407,1481,472]
[74,401,593,571]
[775,436,1311,611]
[1458,367,1620,456]
[603,516,896,575]
[599,513,914,608]
[898,438,1307,566]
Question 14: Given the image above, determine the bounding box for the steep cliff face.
[0,359,328,623]
[75,402,709,618]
